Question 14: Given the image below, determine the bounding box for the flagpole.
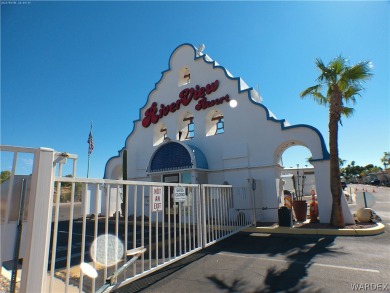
[87,154,90,178]
[87,121,93,178]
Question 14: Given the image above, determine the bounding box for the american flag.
[88,128,94,155]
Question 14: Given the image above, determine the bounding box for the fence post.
[201,185,207,248]
[20,147,55,293]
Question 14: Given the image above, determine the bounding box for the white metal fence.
[0,146,252,292]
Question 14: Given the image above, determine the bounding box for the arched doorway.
[274,141,317,220]
[280,145,316,211]
[147,141,209,221]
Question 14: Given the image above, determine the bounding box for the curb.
[243,222,385,236]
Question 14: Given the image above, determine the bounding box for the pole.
[251,179,256,226]
[11,179,27,293]
[87,121,93,178]
[121,149,128,217]
[363,191,368,208]
[87,154,90,178]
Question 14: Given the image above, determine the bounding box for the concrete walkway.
[245,221,385,236]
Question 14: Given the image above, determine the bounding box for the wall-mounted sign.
[142,80,231,128]
[174,186,186,202]
[151,186,163,212]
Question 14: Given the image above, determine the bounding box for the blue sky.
[1,1,389,178]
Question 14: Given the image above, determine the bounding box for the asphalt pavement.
[117,230,390,293]
[117,184,390,293]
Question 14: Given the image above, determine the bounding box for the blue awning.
[149,141,208,173]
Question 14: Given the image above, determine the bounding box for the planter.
[293,200,307,222]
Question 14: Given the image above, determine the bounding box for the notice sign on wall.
[174,186,186,202]
[152,187,163,212]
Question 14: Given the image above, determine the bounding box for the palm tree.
[300,56,372,227]
[380,152,390,170]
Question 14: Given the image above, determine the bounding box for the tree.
[380,152,390,170]
[63,174,73,188]
[341,162,364,181]
[300,56,372,227]
[339,158,347,168]
[1,170,11,184]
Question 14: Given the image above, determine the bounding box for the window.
[206,110,224,137]
[178,113,194,141]
[184,117,194,139]
[153,124,167,146]
[178,66,190,86]
[161,127,167,140]
[214,116,224,135]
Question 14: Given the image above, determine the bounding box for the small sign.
[152,187,163,212]
[174,186,186,202]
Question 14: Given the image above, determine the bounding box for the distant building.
[104,44,353,223]
[281,167,316,197]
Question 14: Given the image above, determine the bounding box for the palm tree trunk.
[329,91,345,227]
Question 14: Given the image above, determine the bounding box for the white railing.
[1,146,77,293]
[49,177,204,292]
[202,185,252,248]
[1,145,253,293]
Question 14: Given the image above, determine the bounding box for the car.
[370,179,380,186]
[341,181,347,189]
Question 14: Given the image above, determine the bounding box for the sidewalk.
[0,264,80,293]
[245,220,385,236]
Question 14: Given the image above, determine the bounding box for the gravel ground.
[0,274,11,293]
[0,273,19,293]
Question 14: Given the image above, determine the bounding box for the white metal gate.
[0,146,252,293]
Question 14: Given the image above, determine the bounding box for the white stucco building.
[104,43,353,224]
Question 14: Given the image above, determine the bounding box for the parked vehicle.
[370,179,380,186]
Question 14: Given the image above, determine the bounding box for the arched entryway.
[273,139,353,223]
[274,140,320,221]
[147,141,209,220]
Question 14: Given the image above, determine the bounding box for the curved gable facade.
[104,44,353,224]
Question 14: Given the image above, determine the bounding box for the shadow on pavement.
[116,232,341,292]
[207,234,338,292]
[115,250,209,293]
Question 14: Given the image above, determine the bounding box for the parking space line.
[217,252,380,273]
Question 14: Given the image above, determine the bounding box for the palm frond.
[341,107,355,118]
[341,61,373,83]
[301,55,373,132]
[315,58,332,83]
[311,92,328,105]
[344,95,357,106]
[344,85,362,102]
[300,84,328,105]
[330,55,347,75]
[300,84,321,98]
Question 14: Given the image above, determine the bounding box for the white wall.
[104,44,352,223]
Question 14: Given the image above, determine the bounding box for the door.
[163,174,179,221]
